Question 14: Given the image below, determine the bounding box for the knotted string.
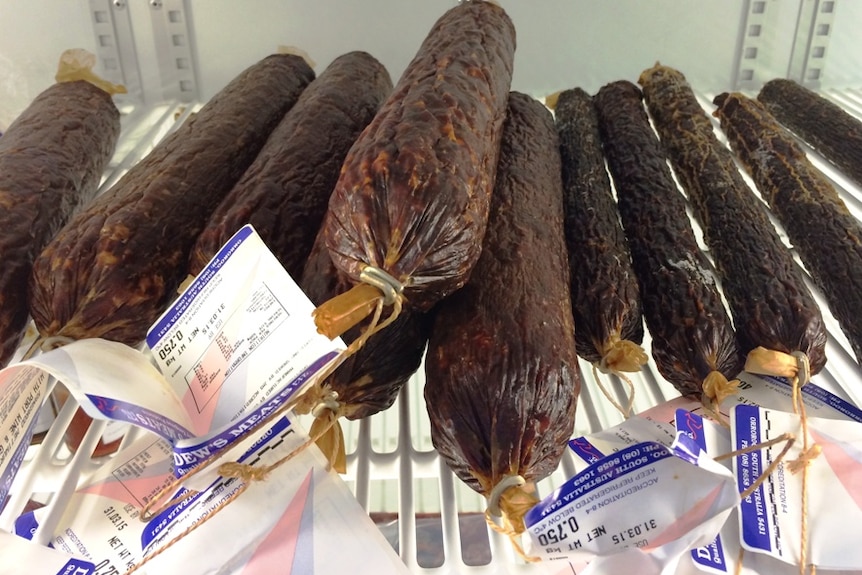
[743,347,818,574]
[484,475,541,563]
[701,371,739,428]
[591,336,647,419]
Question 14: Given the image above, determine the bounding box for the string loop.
[359,266,403,306]
[486,475,526,518]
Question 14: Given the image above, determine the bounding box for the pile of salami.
[7,2,862,563]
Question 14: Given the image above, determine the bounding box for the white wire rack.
[3,87,862,575]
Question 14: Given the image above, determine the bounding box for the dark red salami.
[315,1,515,337]
[0,80,119,366]
[29,54,314,345]
[425,92,579,535]
[714,91,862,364]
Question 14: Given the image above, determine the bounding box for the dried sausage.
[29,54,314,345]
[316,1,515,337]
[554,87,645,369]
[190,51,392,280]
[758,79,862,188]
[299,224,429,420]
[639,64,826,374]
[425,93,579,532]
[0,80,119,365]
[594,80,741,399]
[714,91,862,363]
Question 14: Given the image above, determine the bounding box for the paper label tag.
[730,404,862,570]
[525,440,737,563]
[675,409,732,574]
[568,416,677,472]
[34,417,408,575]
[0,367,50,504]
[734,372,862,423]
[146,224,345,475]
[0,224,345,500]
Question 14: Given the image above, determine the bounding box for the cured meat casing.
[554,87,645,370]
[0,80,120,365]
[594,80,741,399]
[758,78,862,189]
[425,92,580,530]
[300,224,430,421]
[322,1,516,315]
[714,91,862,364]
[29,54,315,345]
[639,64,827,375]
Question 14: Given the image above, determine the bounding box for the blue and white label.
[147,225,253,350]
[170,351,336,476]
[56,559,95,575]
[526,435,739,564]
[675,410,728,574]
[568,437,607,465]
[732,404,772,553]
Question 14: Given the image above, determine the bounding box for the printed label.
[568,414,677,473]
[526,439,737,565]
[730,404,862,570]
[733,404,772,553]
[675,410,729,574]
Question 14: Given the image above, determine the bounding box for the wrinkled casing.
[323,1,516,311]
[425,92,580,495]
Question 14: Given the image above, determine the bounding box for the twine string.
[592,363,636,419]
[701,372,739,429]
[483,475,540,564]
[788,352,815,575]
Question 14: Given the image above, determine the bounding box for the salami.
[758,78,862,188]
[554,87,646,373]
[189,51,392,279]
[29,54,314,346]
[425,92,579,535]
[714,91,862,364]
[315,0,515,337]
[639,64,827,375]
[594,81,741,400]
[0,74,119,365]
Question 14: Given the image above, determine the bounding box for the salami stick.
[190,51,392,280]
[425,92,579,540]
[0,52,120,366]
[594,80,741,402]
[554,87,646,384]
[714,91,862,364]
[315,0,515,338]
[30,54,314,346]
[758,79,862,189]
[639,64,827,375]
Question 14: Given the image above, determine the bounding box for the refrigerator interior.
[1,1,862,573]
